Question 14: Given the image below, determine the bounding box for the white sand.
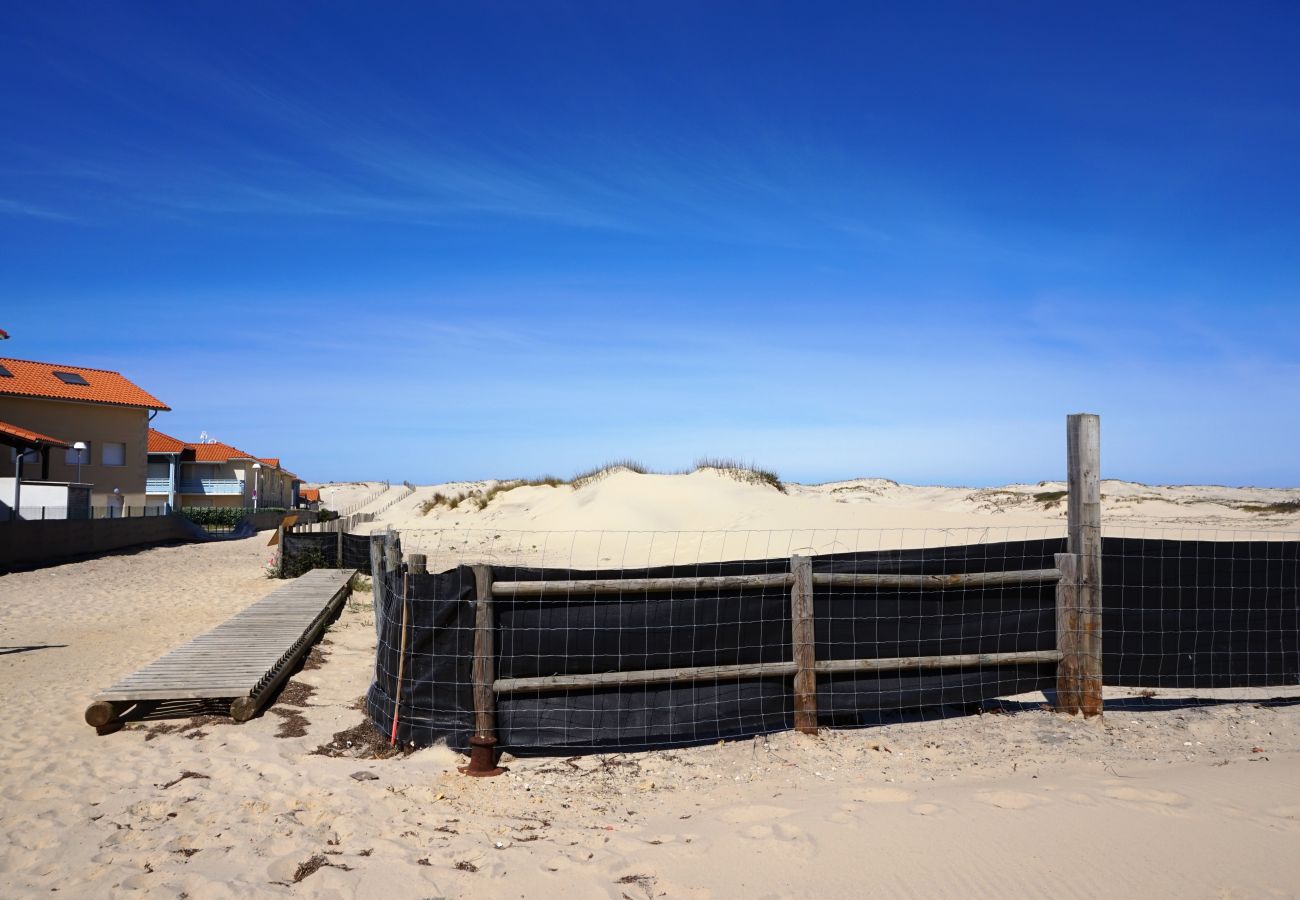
[3,475,1299,896]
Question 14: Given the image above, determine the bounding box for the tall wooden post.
[408,553,427,575]
[1060,413,1103,716]
[462,564,505,775]
[790,554,818,735]
[384,527,401,577]
[336,521,344,569]
[369,530,385,616]
[276,524,285,578]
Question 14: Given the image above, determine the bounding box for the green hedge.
[180,507,287,528]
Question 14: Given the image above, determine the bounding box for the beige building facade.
[0,397,151,507]
[0,358,170,514]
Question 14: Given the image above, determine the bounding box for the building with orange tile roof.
[1,356,169,514]
[146,428,302,511]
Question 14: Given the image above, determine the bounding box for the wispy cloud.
[0,197,77,222]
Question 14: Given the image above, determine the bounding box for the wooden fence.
[366,414,1103,774]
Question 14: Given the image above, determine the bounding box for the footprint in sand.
[910,803,945,816]
[1103,787,1186,807]
[719,804,793,825]
[773,822,805,841]
[973,791,1049,810]
[855,787,912,804]
[1265,806,1299,828]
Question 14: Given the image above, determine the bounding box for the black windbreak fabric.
[364,537,1300,754]
[281,531,375,573]
[1102,537,1300,688]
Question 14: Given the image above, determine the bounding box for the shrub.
[1033,490,1068,508]
[180,507,288,529]
[282,545,328,579]
[181,507,247,529]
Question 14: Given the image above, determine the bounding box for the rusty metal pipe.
[458,734,506,777]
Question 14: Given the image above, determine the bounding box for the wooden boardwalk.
[85,568,355,728]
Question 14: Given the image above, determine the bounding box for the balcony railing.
[146,478,171,494]
[177,479,246,496]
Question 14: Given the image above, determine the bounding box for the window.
[18,449,40,467]
[102,442,126,467]
[53,371,90,385]
[65,443,90,465]
[0,363,12,378]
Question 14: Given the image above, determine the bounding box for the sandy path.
[1,539,1298,897]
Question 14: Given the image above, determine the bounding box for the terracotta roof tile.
[299,488,321,503]
[147,428,187,454]
[188,440,258,463]
[0,357,169,410]
[0,419,70,449]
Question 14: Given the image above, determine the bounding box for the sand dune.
[317,470,1300,569]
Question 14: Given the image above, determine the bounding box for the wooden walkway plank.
[87,568,356,726]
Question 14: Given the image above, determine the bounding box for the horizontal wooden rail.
[493,649,1061,694]
[813,568,1061,590]
[492,573,793,596]
[815,650,1062,674]
[491,567,1060,597]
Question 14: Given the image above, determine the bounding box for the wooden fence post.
[1054,552,1082,713]
[408,553,427,575]
[276,524,285,578]
[336,520,344,569]
[369,530,385,599]
[462,563,505,775]
[384,527,400,577]
[1061,413,1103,716]
[388,536,411,746]
[790,554,818,735]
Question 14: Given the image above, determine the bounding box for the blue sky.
[2,3,1297,486]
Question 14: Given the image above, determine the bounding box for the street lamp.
[252,462,261,511]
[72,441,87,484]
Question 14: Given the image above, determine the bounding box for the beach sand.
[2,476,1299,897]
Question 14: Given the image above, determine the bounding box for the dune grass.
[418,458,786,514]
[569,460,650,489]
[419,477,567,514]
[474,476,565,509]
[692,457,786,493]
[1239,499,1300,515]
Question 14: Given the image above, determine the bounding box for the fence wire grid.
[334,527,1300,755]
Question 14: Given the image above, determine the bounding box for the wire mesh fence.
[348,527,1299,759]
[0,504,173,523]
